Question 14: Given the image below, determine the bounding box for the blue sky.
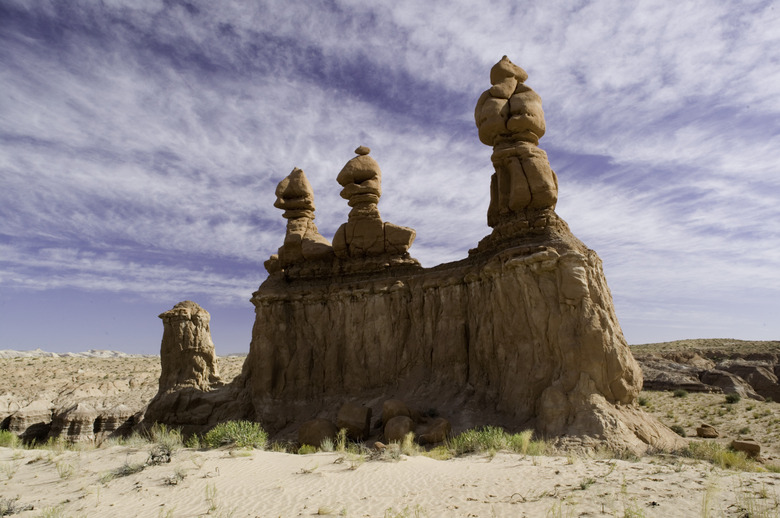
[1,0,778,354]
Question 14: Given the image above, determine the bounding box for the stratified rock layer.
[143,301,250,434]
[245,229,681,452]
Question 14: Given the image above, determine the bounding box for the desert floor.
[1,350,779,517]
[1,443,779,517]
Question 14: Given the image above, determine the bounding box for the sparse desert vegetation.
[0,345,779,516]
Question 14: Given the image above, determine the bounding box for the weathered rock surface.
[7,400,54,442]
[384,416,415,443]
[49,402,98,443]
[332,147,417,268]
[336,403,372,440]
[381,399,412,426]
[473,56,559,253]
[94,404,136,443]
[417,417,452,445]
[634,349,780,401]
[696,424,719,438]
[717,360,780,401]
[157,301,221,392]
[298,418,338,448]
[731,438,761,458]
[700,370,763,400]
[265,168,334,275]
[143,58,684,454]
[143,301,250,435]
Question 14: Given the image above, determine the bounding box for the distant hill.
[631,338,780,355]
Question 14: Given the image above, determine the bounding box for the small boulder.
[336,403,372,440]
[696,424,719,438]
[382,399,411,426]
[373,441,387,452]
[417,417,452,445]
[384,415,414,443]
[731,438,761,458]
[298,418,338,448]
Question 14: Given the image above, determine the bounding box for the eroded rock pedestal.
[143,301,249,434]
[146,57,682,453]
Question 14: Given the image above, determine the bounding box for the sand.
[1,444,779,517]
[1,351,779,516]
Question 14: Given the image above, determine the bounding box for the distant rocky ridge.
[632,339,780,401]
[0,348,153,359]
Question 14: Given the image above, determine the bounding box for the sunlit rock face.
[146,58,683,453]
[156,301,221,392]
[237,58,682,453]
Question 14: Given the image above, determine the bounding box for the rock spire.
[332,146,416,259]
[264,168,334,274]
[474,56,560,249]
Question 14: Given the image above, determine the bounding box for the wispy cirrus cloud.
[0,0,778,352]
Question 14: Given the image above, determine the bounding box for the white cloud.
[1,0,779,347]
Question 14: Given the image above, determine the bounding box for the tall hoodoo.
[474,56,560,253]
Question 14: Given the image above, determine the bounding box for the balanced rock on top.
[265,168,334,274]
[332,147,416,259]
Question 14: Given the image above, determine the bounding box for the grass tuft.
[683,441,758,471]
[0,430,20,449]
[203,421,268,450]
[445,426,546,456]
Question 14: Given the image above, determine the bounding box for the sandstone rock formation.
[264,168,334,276]
[7,400,54,442]
[633,349,780,400]
[236,58,683,454]
[145,57,685,454]
[49,402,98,443]
[298,418,338,448]
[142,301,249,435]
[332,147,416,260]
[336,403,372,440]
[157,301,221,392]
[94,404,136,443]
[384,416,414,443]
[473,56,559,252]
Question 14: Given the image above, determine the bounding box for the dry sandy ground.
[1,445,779,517]
[1,348,779,516]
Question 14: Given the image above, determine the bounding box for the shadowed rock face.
[144,58,683,453]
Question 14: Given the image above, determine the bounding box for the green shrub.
[673,389,688,398]
[297,444,317,455]
[725,393,741,404]
[637,396,648,407]
[684,441,756,471]
[670,425,686,437]
[0,430,20,448]
[203,421,268,449]
[445,426,546,456]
